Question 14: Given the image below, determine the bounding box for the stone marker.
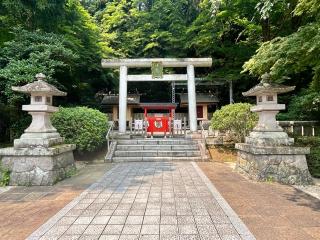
[0,73,76,186]
[235,73,313,185]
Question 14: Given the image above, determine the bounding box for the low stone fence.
[278,121,319,137]
[202,120,320,141]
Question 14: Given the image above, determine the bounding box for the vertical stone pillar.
[187,64,197,132]
[119,65,128,133]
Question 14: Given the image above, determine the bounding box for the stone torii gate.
[101,58,212,134]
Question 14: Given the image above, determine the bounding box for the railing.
[129,118,188,138]
[170,117,187,137]
[106,121,115,149]
[200,120,319,140]
[200,120,211,138]
[278,121,319,137]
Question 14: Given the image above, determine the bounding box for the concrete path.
[28,162,255,240]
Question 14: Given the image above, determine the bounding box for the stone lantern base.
[235,143,313,185]
[0,144,76,186]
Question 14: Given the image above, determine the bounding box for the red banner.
[146,116,169,133]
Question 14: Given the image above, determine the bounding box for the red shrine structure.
[140,103,177,136]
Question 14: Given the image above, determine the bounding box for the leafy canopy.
[243,0,320,90]
[0,29,78,104]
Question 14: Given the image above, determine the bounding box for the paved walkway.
[28,162,255,240]
[0,163,113,240]
[198,162,320,240]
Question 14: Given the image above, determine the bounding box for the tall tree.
[243,0,320,120]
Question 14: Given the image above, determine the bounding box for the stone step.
[117,139,197,145]
[116,144,199,151]
[112,156,204,162]
[114,150,201,157]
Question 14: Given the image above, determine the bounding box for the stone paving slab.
[28,162,255,240]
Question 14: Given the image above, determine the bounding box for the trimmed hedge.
[211,103,258,143]
[52,107,108,153]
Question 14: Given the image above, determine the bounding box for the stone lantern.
[243,73,296,146]
[12,73,65,148]
[0,73,75,186]
[235,73,312,185]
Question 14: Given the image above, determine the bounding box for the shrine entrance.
[101,58,212,134]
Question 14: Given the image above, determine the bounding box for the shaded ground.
[198,162,320,240]
[0,163,113,240]
[208,146,237,163]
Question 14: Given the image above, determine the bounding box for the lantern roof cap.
[243,73,295,96]
[12,73,66,96]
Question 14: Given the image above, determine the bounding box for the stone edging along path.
[28,162,256,240]
[191,162,255,240]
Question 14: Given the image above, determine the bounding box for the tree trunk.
[261,18,271,42]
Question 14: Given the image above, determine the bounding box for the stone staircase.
[110,138,206,162]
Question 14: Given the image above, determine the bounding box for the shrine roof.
[12,73,66,96]
[101,94,140,105]
[139,103,177,109]
[179,93,219,104]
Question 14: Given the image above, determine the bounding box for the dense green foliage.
[243,0,320,120]
[0,29,78,104]
[278,89,320,121]
[0,0,319,144]
[52,107,108,153]
[0,0,111,143]
[211,103,258,142]
[296,137,320,178]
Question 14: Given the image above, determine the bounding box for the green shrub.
[52,107,108,153]
[0,163,10,186]
[296,137,320,178]
[9,115,31,141]
[211,103,258,143]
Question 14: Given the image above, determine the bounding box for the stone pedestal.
[0,144,76,185]
[235,143,312,185]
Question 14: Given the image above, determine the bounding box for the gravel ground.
[0,186,13,194]
[295,178,320,200]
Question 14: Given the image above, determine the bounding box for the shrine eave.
[139,103,178,110]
